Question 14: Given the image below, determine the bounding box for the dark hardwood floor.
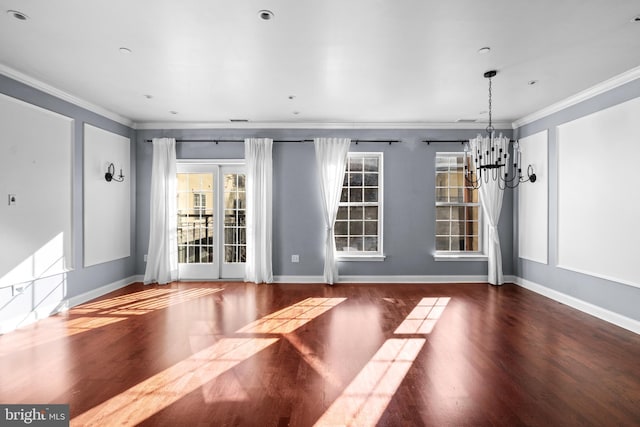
[1,282,639,426]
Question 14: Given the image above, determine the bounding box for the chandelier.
[464,70,536,189]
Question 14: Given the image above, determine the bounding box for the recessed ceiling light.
[119,47,132,54]
[288,95,296,100]
[293,111,300,115]
[478,47,491,54]
[258,10,274,20]
[528,80,538,86]
[169,111,178,115]
[7,10,28,21]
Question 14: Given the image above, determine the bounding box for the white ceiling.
[1,0,639,128]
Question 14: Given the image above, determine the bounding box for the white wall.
[557,96,640,288]
[0,93,73,287]
[83,124,131,267]
[518,130,548,264]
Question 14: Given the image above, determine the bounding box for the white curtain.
[244,138,273,284]
[470,134,507,285]
[314,137,351,284]
[143,138,178,285]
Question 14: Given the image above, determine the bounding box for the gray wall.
[0,74,136,329]
[135,128,514,278]
[514,78,640,322]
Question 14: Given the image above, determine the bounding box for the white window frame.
[335,152,385,261]
[434,152,487,261]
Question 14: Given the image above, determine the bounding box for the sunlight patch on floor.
[313,296,450,426]
[1,288,223,354]
[394,297,450,334]
[72,287,222,316]
[313,338,426,427]
[71,337,278,426]
[238,298,347,334]
[72,297,347,426]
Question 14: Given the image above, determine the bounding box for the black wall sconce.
[105,163,125,182]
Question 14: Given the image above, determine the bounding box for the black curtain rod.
[145,139,239,143]
[423,139,516,145]
[144,139,306,144]
[424,140,466,145]
[145,139,400,144]
[353,139,399,145]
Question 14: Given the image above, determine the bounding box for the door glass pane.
[177,173,214,264]
[223,173,246,264]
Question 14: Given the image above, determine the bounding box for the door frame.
[176,159,245,280]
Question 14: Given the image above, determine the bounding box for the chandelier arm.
[498,178,506,190]
[516,169,537,184]
[465,177,480,190]
[501,172,519,183]
[504,180,522,189]
[465,171,480,187]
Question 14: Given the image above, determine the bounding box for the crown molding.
[0,63,134,128]
[133,120,513,131]
[512,65,640,129]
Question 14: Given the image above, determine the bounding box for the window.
[335,152,383,257]
[193,193,207,215]
[435,153,481,253]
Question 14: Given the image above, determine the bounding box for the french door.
[176,162,246,280]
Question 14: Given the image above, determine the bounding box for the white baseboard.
[273,276,325,284]
[273,275,499,284]
[514,277,640,335]
[66,275,142,308]
[340,275,492,284]
[0,275,141,334]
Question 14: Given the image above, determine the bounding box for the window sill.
[434,253,487,262]
[337,254,386,262]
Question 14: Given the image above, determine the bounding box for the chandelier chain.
[487,76,494,135]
